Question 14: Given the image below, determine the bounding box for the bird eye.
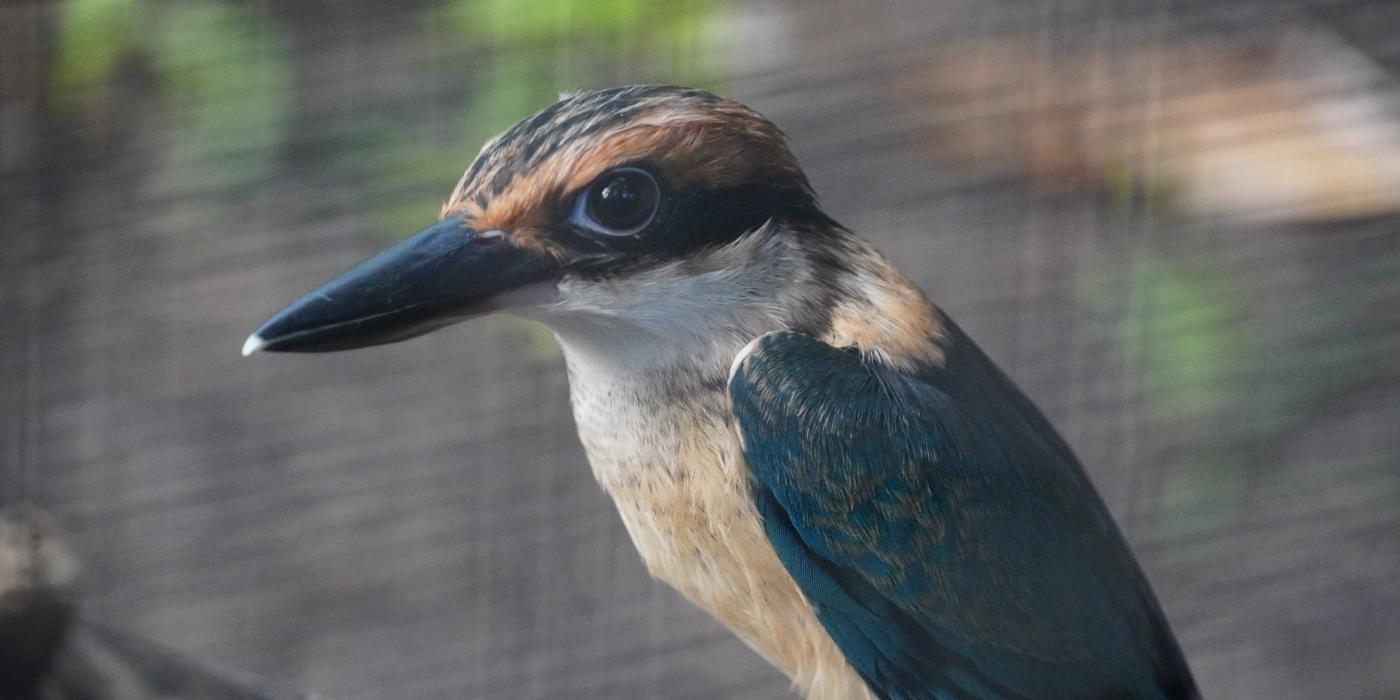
[570,167,661,236]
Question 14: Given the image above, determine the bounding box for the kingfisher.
[243,86,1197,700]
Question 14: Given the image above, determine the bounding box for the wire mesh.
[2,0,1399,698]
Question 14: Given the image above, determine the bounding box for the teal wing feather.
[727,328,1196,700]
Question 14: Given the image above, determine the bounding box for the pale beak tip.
[241,334,268,357]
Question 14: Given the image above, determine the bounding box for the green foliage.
[342,122,468,235]
[51,0,292,187]
[461,52,560,162]
[1091,244,1400,534]
[1124,256,1241,423]
[428,0,719,148]
[149,1,292,186]
[1124,260,1249,528]
[1078,253,1250,527]
[1106,164,1179,215]
[431,0,717,46]
[51,0,146,106]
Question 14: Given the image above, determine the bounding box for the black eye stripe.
[559,181,830,279]
[663,183,821,249]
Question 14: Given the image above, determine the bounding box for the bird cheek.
[478,280,562,315]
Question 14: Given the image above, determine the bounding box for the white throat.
[524,230,802,379]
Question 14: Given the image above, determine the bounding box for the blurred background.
[2,0,1399,697]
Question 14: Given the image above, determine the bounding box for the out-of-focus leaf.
[50,0,146,107]
[148,1,292,188]
[335,121,467,236]
[461,53,560,152]
[428,0,716,77]
[435,0,646,43]
[1127,257,1241,423]
[1106,164,1179,215]
[1081,255,1251,528]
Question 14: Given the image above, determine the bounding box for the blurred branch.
[0,511,306,700]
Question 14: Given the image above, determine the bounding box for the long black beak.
[243,215,558,354]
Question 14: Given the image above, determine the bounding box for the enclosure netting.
[2,0,1399,698]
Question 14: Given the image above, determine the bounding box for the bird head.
[245,86,854,371]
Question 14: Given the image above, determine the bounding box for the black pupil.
[588,171,656,232]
